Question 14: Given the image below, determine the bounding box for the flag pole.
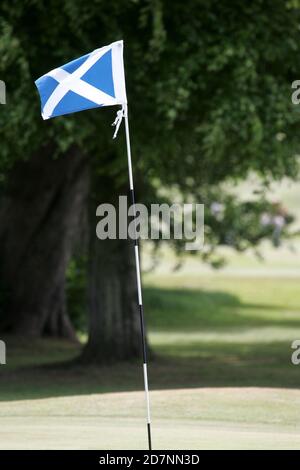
[123,103,152,451]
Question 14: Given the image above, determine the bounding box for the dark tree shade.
[0,0,300,355]
[1,0,300,183]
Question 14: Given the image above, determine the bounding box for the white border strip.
[134,245,143,305]
[111,40,127,105]
[143,363,151,424]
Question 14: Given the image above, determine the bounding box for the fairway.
[0,388,300,450]
[2,0,300,455]
[1,263,300,449]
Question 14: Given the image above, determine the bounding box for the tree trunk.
[82,227,143,363]
[0,146,88,339]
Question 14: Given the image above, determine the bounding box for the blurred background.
[0,0,300,449]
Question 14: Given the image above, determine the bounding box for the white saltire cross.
[42,48,118,119]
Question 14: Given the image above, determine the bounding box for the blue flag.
[35,40,127,120]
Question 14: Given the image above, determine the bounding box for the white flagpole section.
[123,103,152,451]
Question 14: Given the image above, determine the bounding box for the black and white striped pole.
[122,103,152,451]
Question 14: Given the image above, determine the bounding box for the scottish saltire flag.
[35,40,127,120]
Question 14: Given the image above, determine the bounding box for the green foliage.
[0,0,299,267]
[205,195,294,251]
[147,184,296,267]
[0,0,300,186]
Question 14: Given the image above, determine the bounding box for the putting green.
[0,387,299,449]
[1,270,300,449]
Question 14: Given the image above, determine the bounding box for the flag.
[35,39,152,449]
[35,40,127,120]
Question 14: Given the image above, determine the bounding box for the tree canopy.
[1,0,299,185]
[0,0,300,349]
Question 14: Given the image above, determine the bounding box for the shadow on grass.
[0,285,299,401]
[145,287,300,330]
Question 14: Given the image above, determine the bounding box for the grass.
[146,275,300,390]
[0,271,300,449]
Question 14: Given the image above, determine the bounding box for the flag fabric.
[35,40,127,120]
